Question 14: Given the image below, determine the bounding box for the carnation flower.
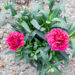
[6,32,24,51]
[45,28,69,52]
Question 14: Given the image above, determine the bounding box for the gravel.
[0,0,75,75]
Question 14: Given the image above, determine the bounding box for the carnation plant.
[0,0,75,75]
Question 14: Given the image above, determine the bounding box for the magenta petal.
[6,32,25,51]
[45,28,69,52]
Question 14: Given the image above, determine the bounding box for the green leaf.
[15,54,24,61]
[12,0,15,8]
[51,24,68,30]
[40,27,46,31]
[0,12,10,19]
[31,2,43,13]
[51,18,68,30]
[24,54,30,63]
[53,62,61,67]
[46,21,51,24]
[48,12,54,21]
[5,51,15,55]
[21,21,31,32]
[35,49,40,54]
[31,19,41,30]
[3,2,9,10]
[12,26,23,32]
[64,59,68,66]
[8,4,17,16]
[69,32,75,39]
[24,50,32,54]
[60,52,69,60]
[53,18,61,22]
[52,57,61,67]
[35,30,46,40]
[23,49,31,63]
[53,9,61,18]
[39,67,48,75]
[10,21,26,33]
[49,52,52,61]
[60,52,69,66]
[55,0,67,12]
[23,8,29,14]
[71,40,75,57]
[15,47,23,54]
[34,55,37,60]
[54,67,61,75]
[69,25,75,34]
[44,46,50,52]
[40,48,48,63]
[48,0,56,11]
[0,21,8,27]
[40,10,49,19]
[33,42,38,50]
[14,13,22,19]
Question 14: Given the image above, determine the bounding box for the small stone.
[0,31,3,39]
[0,62,6,67]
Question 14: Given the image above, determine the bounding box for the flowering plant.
[0,0,75,75]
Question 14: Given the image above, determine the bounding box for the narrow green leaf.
[5,51,15,55]
[39,67,48,75]
[49,52,52,61]
[55,0,67,12]
[31,19,41,30]
[69,25,75,34]
[3,1,9,10]
[24,50,32,54]
[15,47,23,54]
[40,10,49,19]
[53,18,61,22]
[40,27,46,31]
[31,2,43,13]
[35,49,40,54]
[14,14,22,19]
[9,4,17,16]
[12,0,15,8]
[69,32,75,39]
[71,40,75,57]
[60,52,69,60]
[54,67,61,75]
[21,21,31,32]
[34,55,37,60]
[0,12,10,19]
[15,55,24,61]
[35,30,46,40]
[48,0,56,11]
[51,23,68,30]
[0,21,8,27]
[46,21,51,24]
[24,53,30,63]
[49,12,54,21]
[64,59,68,66]
[44,46,50,52]
[53,9,61,17]
[40,49,48,63]
[53,62,61,67]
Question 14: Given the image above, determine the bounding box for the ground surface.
[0,0,75,75]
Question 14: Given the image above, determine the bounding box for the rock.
[0,62,6,67]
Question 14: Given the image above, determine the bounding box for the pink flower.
[45,28,69,52]
[6,32,24,51]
